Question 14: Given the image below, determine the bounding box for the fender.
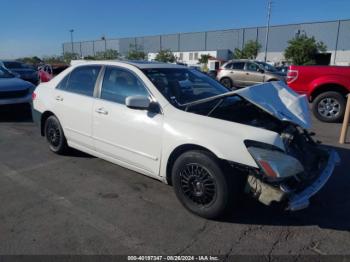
[308,75,350,97]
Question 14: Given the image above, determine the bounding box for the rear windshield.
[4,61,25,69]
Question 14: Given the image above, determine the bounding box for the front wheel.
[312,91,346,123]
[171,150,237,219]
[44,115,68,154]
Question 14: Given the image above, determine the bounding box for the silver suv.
[217,59,286,88]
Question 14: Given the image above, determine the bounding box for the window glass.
[3,62,23,69]
[224,63,233,69]
[194,53,199,60]
[232,62,245,70]
[142,68,229,105]
[101,67,149,104]
[246,62,260,72]
[64,66,101,96]
[179,53,183,60]
[189,53,193,60]
[56,74,69,90]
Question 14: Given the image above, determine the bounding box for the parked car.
[217,59,285,88]
[32,61,339,219]
[275,66,289,74]
[0,66,35,106]
[287,65,350,122]
[38,64,54,83]
[2,60,39,85]
[255,61,287,76]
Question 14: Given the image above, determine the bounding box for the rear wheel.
[44,115,68,154]
[220,78,233,89]
[172,150,238,219]
[312,91,346,123]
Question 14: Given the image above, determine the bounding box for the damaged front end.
[234,82,340,210]
[244,126,340,210]
[183,81,340,210]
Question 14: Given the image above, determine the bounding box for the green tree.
[198,54,211,64]
[42,55,65,64]
[17,56,42,66]
[63,52,80,63]
[232,40,261,59]
[155,49,176,63]
[284,34,327,65]
[126,44,146,60]
[94,49,120,60]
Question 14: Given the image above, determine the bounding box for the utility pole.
[69,29,74,53]
[264,0,272,62]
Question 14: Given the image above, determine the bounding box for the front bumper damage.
[287,149,340,211]
[245,149,340,211]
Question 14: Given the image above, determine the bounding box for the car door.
[229,62,246,87]
[242,62,265,86]
[52,65,101,150]
[92,66,163,177]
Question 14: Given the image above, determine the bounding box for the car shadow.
[64,148,96,159]
[0,104,33,122]
[222,145,350,232]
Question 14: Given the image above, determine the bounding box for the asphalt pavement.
[0,104,349,257]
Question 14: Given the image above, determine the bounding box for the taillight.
[32,92,37,100]
[287,70,298,84]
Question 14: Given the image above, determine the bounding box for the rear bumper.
[287,149,340,211]
[31,108,42,127]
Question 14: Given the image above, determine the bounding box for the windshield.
[3,61,27,69]
[256,61,277,72]
[0,66,14,78]
[142,68,230,106]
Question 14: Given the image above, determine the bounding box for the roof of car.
[71,59,187,69]
[123,60,187,69]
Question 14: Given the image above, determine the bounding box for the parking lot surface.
[0,105,350,256]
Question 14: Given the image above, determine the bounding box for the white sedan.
[32,60,339,219]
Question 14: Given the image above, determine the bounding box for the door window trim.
[55,65,102,98]
[96,65,159,105]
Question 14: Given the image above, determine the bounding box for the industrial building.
[63,19,350,66]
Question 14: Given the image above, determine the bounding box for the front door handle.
[55,96,64,101]
[95,108,108,115]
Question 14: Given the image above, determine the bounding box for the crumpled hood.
[234,81,311,129]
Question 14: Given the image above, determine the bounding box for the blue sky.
[0,0,349,59]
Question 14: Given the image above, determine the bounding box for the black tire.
[220,78,233,89]
[44,115,68,154]
[312,91,346,123]
[171,150,237,219]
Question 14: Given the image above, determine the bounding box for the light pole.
[264,0,272,62]
[69,29,74,53]
[101,36,107,51]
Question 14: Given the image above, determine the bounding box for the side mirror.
[126,95,151,110]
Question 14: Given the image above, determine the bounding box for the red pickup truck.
[287,65,350,122]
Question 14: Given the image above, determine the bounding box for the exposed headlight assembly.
[248,147,304,180]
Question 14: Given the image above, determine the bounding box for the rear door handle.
[55,96,64,101]
[95,107,108,115]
